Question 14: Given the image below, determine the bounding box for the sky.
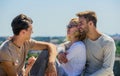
[0,0,120,37]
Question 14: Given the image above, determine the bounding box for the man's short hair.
[76,10,97,27]
[11,14,33,35]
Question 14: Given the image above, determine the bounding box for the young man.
[0,14,57,76]
[76,11,116,76]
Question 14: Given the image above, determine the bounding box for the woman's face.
[67,26,80,41]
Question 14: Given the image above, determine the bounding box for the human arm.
[25,56,36,76]
[29,39,57,63]
[67,42,86,75]
[43,43,57,76]
[29,39,57,76]
[57,41,71,63]
[57,52,68,64]
[57,42,85,64]
[59,42,86,75]
[0,61,18,76]
[90,41,116,76]
[0,46,18,76]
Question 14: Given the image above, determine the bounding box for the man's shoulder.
[23,39,38,48]
[0,40,11,57]
[71,41,85,49]
[101,34,114,43]
[99,34,115,47]
[73,41,84,46]
[24,39,37,45]
[25,39,37,43]
[0,40,10,51]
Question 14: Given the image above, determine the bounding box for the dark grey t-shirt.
[0,39,37,76]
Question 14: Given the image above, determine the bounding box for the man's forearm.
[48,48,57,63]
[47,43,57,63]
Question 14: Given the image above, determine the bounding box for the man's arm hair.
[29,40,57,63]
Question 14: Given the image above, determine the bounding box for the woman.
[57,18,86,76]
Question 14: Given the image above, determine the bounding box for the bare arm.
[31,41,57,63]
[30,41,57,76]
[0,61,18,76]
[25,56,36,76]
[42,43,57,76]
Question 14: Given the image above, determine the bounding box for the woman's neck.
[70,38,79,44]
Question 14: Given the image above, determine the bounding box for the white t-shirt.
[61,41,86,76]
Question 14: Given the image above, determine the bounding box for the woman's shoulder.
[72,41,85,47]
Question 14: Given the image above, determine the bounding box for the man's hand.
[57,52,68,64]
[25,56,36,76]
[27,56,36,66]
[45,63,57,76]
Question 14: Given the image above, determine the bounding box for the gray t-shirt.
[84,34,116,76]
[0,39,37,76]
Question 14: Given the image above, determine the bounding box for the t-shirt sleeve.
[0,47,12,62]
[25,39,38,50]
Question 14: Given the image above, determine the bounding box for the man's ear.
[88,21,94,27]
[19,30,26,35]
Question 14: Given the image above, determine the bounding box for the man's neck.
[11,36,25,48]
[87,29,101,41]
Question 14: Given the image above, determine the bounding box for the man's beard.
[79,31,86,40]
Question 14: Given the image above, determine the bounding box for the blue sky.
[0,0,120,37]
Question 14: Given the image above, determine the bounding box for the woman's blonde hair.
[67,18,79,28]
[67,18,86,41]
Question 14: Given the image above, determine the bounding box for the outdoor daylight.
[0,0,120,76]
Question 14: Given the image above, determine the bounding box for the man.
[76,11,116,76]
[0,14,57,76]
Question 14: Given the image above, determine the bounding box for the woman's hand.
[57,52,68,64]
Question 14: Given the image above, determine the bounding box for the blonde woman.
[57,18,86,76]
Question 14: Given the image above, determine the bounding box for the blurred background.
[0,0,120,76]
